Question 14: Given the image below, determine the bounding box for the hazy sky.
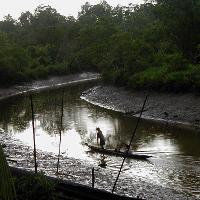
[0,0,144,20]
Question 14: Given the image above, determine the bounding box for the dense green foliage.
[0,1,200,91]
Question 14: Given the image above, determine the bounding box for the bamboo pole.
[92,167,95,188]
[112,96,148,193]
[56,89,64,174]
[30,95,37,174]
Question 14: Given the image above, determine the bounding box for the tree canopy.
[0,1,200,91]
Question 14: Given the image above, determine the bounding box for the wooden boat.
[85,144,152,160]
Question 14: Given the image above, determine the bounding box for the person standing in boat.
[96,127,105,149]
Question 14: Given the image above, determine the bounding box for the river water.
[0,82,199,199]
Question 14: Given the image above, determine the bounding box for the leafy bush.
[24,66,48,80]
[128,67,167,89]
[47,63,69,75]
[185,64,200,91]
[163,71,191,91]
[102,68,117,84]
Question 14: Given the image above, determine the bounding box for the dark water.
[0,82,200,199]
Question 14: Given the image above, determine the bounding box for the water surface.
[0,82,199,199]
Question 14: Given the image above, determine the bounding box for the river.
[0,82,199,199]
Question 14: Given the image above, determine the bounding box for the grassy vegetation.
[13,173,56,200]
[0,145,16,200]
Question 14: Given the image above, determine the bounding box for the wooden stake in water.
[92,167,95,188]
[56,89,64,174]
[112,96,148,193]
[30,95,37,174]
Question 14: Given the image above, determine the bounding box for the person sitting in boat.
[96,127,105,149]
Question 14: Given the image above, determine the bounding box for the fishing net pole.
[30,95,37,174]
[56,89,65,174]
[112,95,148,193]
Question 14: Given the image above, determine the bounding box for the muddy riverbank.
[0,72,100,101]
[81,85,200,130]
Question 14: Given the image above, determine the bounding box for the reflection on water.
[98,154,107,168]
[0,82,200,199]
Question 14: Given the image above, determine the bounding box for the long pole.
[56,89,64,174]
[112,96,148,193]
[92,167,95,188]
[30,95,37,174]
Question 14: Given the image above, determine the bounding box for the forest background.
[0,0,200,92]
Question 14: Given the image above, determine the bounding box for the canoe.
[85,144,152,160]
